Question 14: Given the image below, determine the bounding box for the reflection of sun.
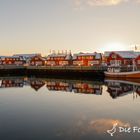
[101,42,127,52]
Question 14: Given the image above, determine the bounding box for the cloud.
[56,118,131,138]
[74,0,140,7]
[89,119,130,134]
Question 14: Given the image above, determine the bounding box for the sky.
[0,0,140,56]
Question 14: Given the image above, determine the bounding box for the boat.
[105,70,140,78]
[104,60,140,78]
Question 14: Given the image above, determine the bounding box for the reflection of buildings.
[30,79,45,91]
[73,82,102,95]
[0,78,24,88]
[136,86,140,95]
[135,86,140,96]
[106,81,134,99]
[46,80,72,92]
[0,77,103,95]
[1,77,140,100]
[46,80,103,95]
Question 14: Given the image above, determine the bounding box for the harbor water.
[0,77,140,140]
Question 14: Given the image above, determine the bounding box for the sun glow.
[101,42,127,52]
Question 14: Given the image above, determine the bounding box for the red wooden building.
[104,51,136,66]
[134,52,140,66]
[72,52,102,66]
[0,56,25,65]
[46,53,72,66]
[29,56,46,66]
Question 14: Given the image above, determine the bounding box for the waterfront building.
[104,51,136,66]
[13,54,41,59]
[72,52,102,66]
[0,56,25,65]
[29,56,46,66]
[134,52,140,66]
[46,53,72,66]
[13,54,41,64]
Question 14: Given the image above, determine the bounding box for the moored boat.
[104,64,140,79]
[105,70,140,78]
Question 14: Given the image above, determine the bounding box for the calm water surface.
[0,77,140,140]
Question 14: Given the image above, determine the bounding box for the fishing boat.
[104,60,140,79]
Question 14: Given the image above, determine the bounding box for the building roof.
[0,56,6,59]
[73,52,102,60]
[31,56,46,61]
[47,53,72,60]
[134,52,140,57]
[13,54,41,58]
[0,56,24,60]
[104,51,136,59]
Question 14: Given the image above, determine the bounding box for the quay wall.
[0,65,107,77]
[26,66,106,78]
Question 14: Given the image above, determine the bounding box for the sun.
[101,42,127,52]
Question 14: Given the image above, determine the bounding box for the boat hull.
[104,71,140,78]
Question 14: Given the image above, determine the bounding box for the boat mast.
[133,45,137,71]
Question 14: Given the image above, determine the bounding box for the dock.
[0,65,107,78]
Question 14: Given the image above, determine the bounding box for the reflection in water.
[46,80,73,92]
[73,82,102,95]
[89,119,130,134]
[0,78,24,88]
[0,77,140,140]
[55,118,133,139]
[30,79,45,91]
[105,79,140,99]
[0,77,140,100]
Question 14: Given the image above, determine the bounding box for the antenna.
[135,45,137,51]
[133,44,140,51]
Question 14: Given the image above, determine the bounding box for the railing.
[107,65,140,72]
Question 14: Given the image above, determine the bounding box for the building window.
[111,54,117,59]
[90,56,93,59]
[78,57,81,60]
[110,60,121,66]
